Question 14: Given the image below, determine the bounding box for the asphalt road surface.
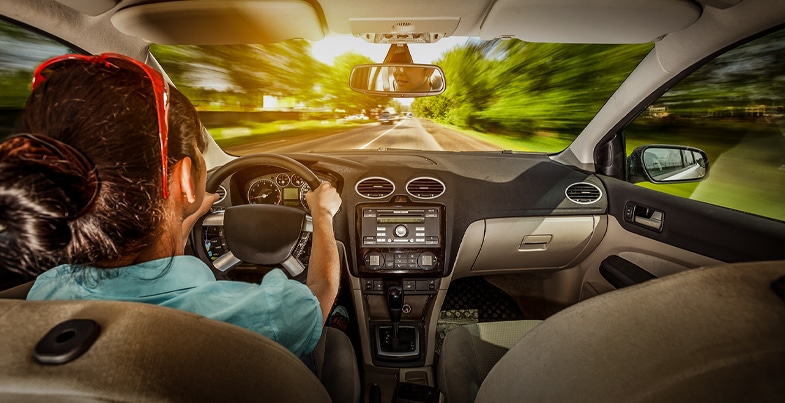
[226,118,501,155]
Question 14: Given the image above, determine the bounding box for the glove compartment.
[454,216,606,275]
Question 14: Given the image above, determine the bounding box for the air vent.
[406,177,445,199]
[355,177,395,199]
[214,185,227,204]
[565,182,602,204]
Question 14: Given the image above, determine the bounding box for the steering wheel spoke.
[281,255,306,277]
[213,251,242,273]
[202,210,225,227]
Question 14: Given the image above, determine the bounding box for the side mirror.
[628,145,709,183]
[350,64,445,97]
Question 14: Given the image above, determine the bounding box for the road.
[225,118,501,155]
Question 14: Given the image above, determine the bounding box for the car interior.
[1,1,784,402]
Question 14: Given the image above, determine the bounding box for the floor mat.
[436,277,525,354]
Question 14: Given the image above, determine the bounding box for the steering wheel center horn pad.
[223,204,307,265]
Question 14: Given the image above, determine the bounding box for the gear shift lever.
[387,285,403,337]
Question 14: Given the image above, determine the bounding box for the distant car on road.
[378,111,393,125]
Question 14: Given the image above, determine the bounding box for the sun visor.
[480,0,703,43]
[111,0,325,45]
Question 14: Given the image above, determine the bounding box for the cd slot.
[377,215,425,224]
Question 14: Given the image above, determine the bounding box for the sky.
[309,35,469,65]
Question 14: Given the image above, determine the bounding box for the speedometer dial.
[248,179,281,204]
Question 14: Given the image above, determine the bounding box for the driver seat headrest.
[0,299,331,402]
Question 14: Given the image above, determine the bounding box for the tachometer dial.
[248,179,281,205]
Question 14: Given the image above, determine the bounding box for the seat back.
[475,261,785,403]
[0,299,331,402]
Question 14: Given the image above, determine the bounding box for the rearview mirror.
[350,64,445,97]
[628,145,709,183]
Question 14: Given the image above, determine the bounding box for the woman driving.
[0,54,342,357]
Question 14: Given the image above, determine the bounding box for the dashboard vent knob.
[406,177,445,199]
[565,182,602,204]
[356,177,395,199]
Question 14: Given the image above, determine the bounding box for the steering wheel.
[191,154,321,279]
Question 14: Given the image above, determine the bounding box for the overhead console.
[356,203,446,277]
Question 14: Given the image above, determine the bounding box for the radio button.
[394,225,408,237]
[384,255,395,269]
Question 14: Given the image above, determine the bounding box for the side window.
[0,19,73,138]
[625,27,785,222]
[0,19,73,288]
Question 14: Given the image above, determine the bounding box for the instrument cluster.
[246,172,313,211]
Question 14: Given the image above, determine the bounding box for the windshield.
[154,38,653,155]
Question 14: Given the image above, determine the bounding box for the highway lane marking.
[359,121,404,149]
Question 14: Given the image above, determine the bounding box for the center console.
[355,203,446,369]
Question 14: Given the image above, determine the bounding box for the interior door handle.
[624,202,664,232]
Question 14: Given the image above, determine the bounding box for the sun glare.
[309,35,468,65]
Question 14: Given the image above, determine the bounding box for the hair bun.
[0,133,99,218]
[0,134,101,275]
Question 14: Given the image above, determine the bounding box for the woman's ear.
[174,156,197,204]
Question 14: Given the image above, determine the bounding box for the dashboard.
[204,151,608,280]
[198,151,609,368]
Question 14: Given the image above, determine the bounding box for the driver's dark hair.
[0,58,207,277]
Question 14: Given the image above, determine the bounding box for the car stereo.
[357,204,445,275]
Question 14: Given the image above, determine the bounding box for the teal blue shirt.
[27,255,323,357]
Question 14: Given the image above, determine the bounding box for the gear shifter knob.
[387,285,403,337]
